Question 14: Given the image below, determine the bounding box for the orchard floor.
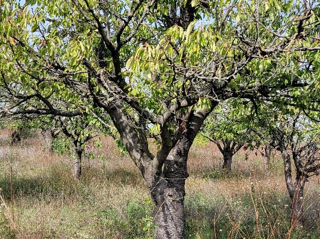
[0,132,319,239]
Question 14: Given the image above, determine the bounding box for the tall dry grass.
[0,131,319,238]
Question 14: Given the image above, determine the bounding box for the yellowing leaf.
[9,37,15,45]
[236,15,241,23]
[191,0,200,7]
[185,20,197,40]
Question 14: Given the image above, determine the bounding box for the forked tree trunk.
[107,100,213,239]
[216,140,243,173]
[222,150,233,172]
[151,137,190,239]
[148,107,209,239]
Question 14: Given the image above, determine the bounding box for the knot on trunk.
[164,160,189,180]
[150,177,168,205]
[164,188,184,203]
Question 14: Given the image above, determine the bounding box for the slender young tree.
[1,1,320,238]
[256,108,320,226]
[55,115,97,179]
[52,113,117,179]
[202,101,253,172]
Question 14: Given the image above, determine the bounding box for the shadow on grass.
[0,165,143,201]
[81,166,143,186]
[190,164,281,180]
[105,168,142,186]
[190,166,256,180]
[0,166,80,201]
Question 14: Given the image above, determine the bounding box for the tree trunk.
[222,151,233,172]
[41,129,53,153]
[73,149,83,179]
[151,138,190,239]
[282,151,295,200]
[263,146,272,171]
[264,155,270,171]
[106,101,214,239]
[290,178,306,226]
[281,151,306,225]
[11,129,21,144]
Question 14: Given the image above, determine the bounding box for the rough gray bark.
[261,145,273,171]
[41,129,56,153]
[73,148,83,179]
[152,137,189,239]
[222,150,233,172]
[55,116,95,180]
[282,151,295,200]
[290,179,305,226]
[152,108,211,239]
[281,150,306,226]
[84,3,211,236]
[2,2,319,238]
[270,115,320,227]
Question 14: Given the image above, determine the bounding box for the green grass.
[0,133,319,238]
[184,190,320,239]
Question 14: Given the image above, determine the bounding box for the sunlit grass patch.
[0,134,319,238]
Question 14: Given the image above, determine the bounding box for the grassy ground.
[0,131,319,238]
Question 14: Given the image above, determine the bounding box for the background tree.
[51,112,118,179]
[258,144,275,171]
[1,111,115,179]
[1,1,320,238]
[202,100,255,172]
[4,116,38,145]
[41,112,118,178]
[256,107,320,226]
[53,115,97,179]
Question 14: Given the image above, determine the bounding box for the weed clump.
[0,208,15,239]
[96,198,154,239]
